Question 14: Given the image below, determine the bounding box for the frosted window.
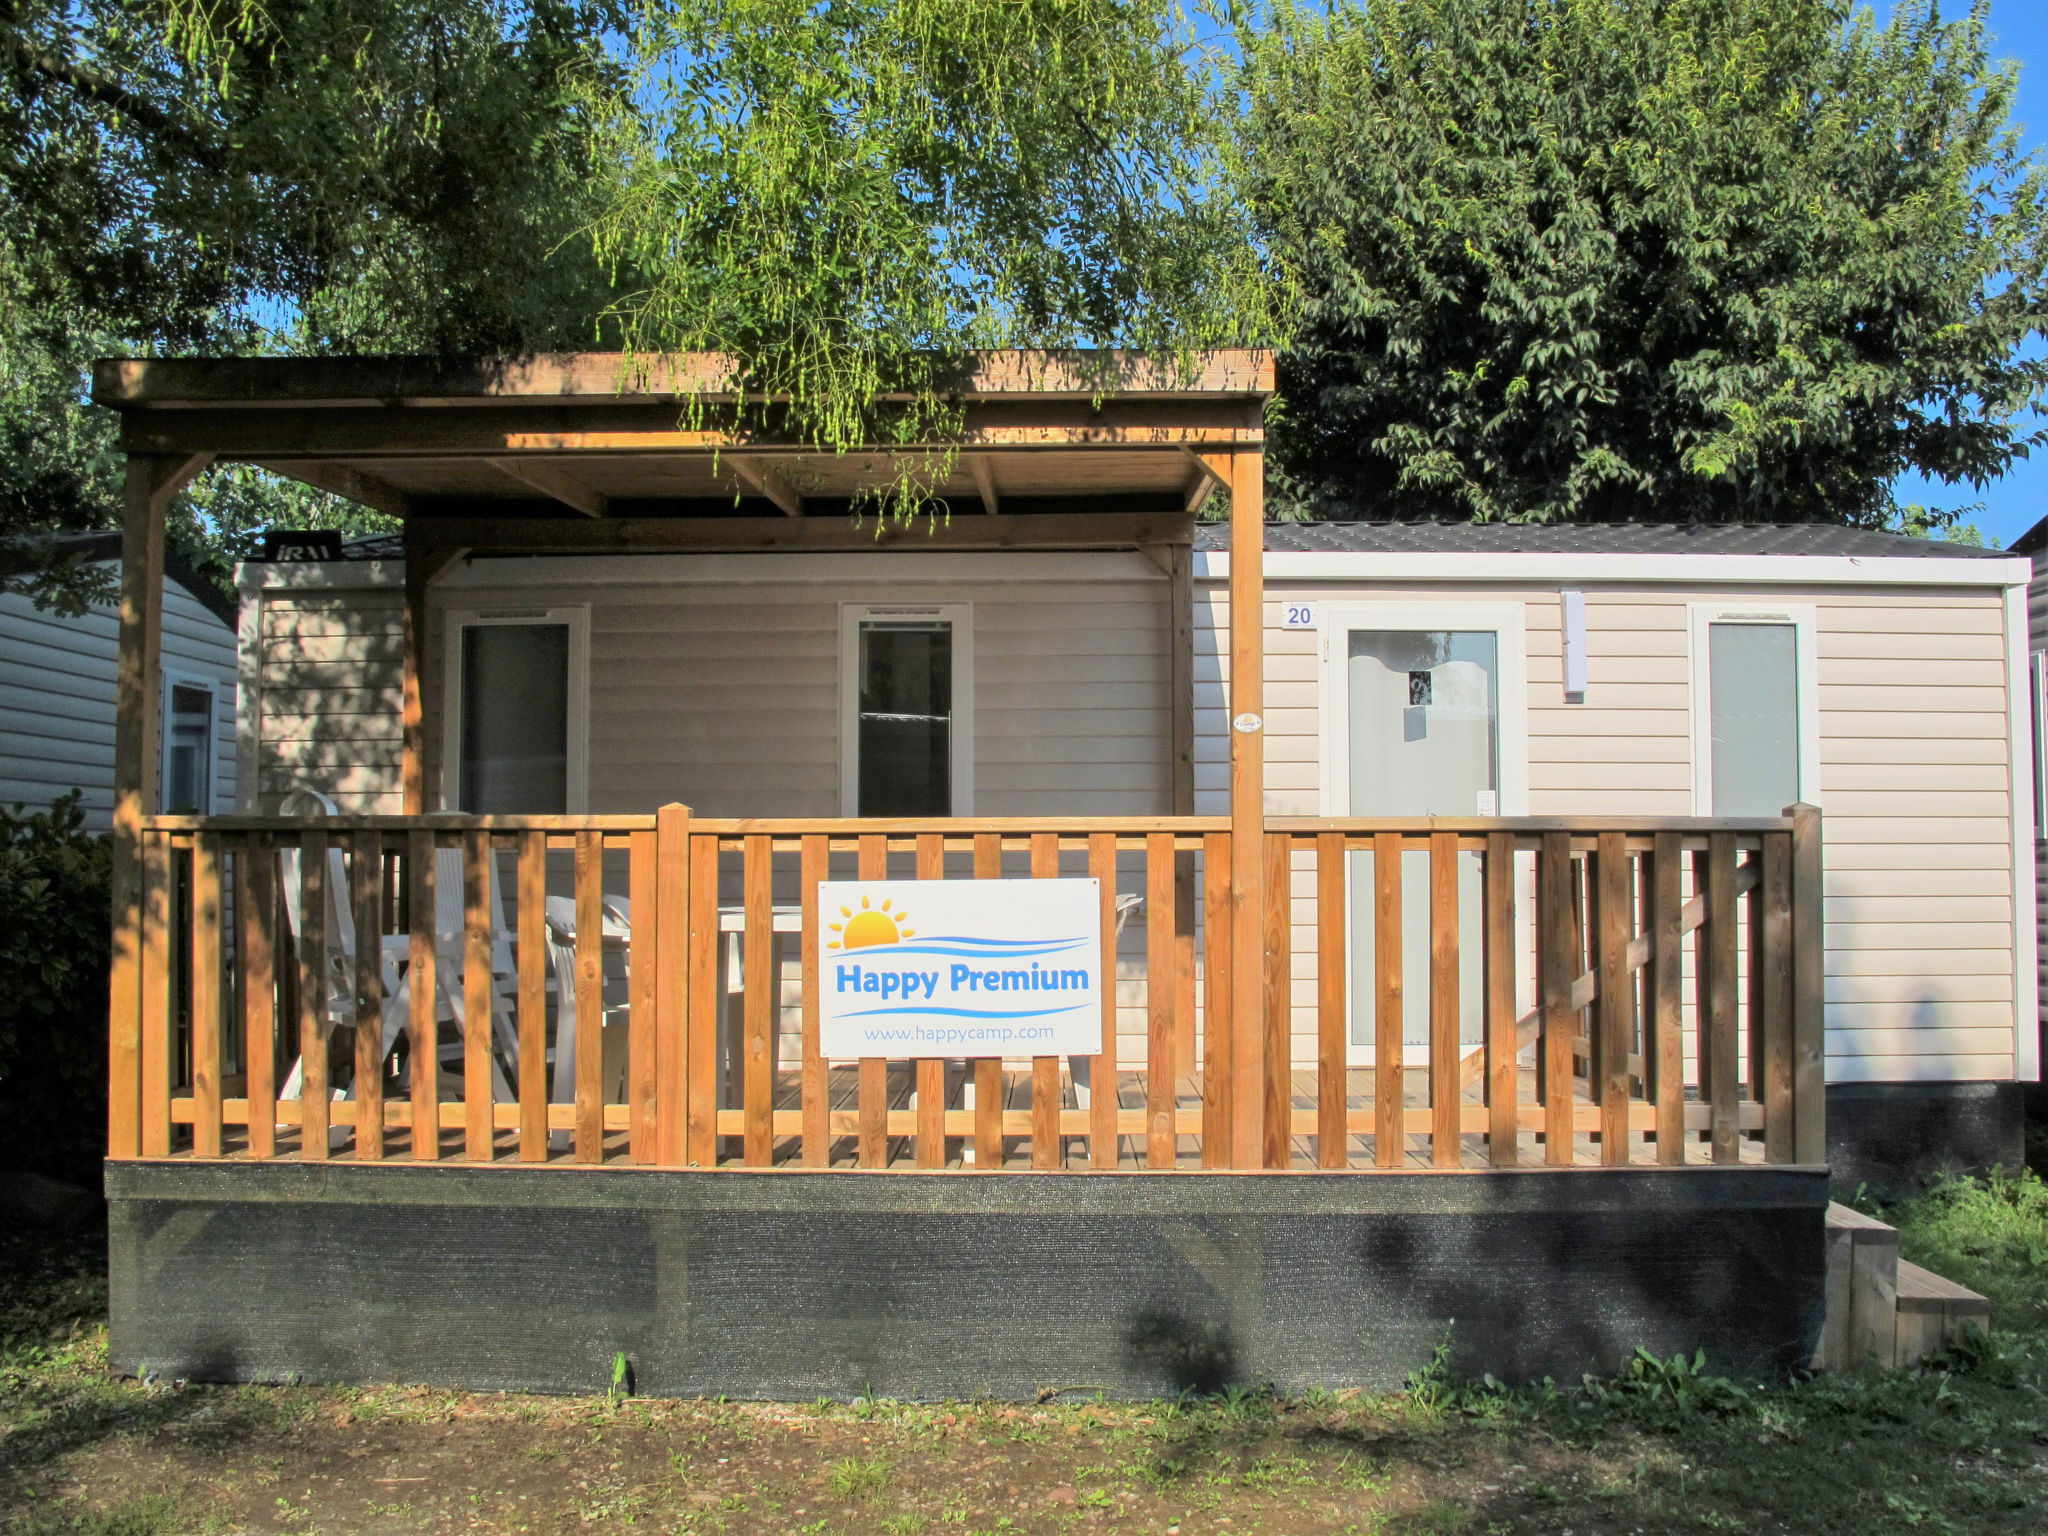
[1708,623,1798,816]
[859,621,952,816]
[460,624,568,813]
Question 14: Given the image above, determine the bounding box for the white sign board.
[817,879,1103,1059]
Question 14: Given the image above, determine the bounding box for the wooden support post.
[686,819,719,1165]
[1788,803,1826,1165]
[297,830,330,1161]
[1706,833,1740,1164]
[191,832,224,1158]
[1227,448,1266,1168]
[742,833,775,1166]
[1761,830,1795,1162]
[400,532,460,815]
[109,452,208,1158]
[628,827,658,1162]
[654,804,691,1165]
[461,827,494,1160]
[242,832,278,1160]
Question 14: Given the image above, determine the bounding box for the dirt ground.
[4,1221,2047,1536]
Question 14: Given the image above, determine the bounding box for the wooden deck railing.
[120,808,1823,1171]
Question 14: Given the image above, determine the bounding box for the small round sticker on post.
[1232,712,1263,734]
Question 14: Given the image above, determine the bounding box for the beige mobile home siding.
[1196,578,2019,1086]
[244,553,1172,818]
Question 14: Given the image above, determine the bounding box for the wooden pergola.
[93,348,1280,1166]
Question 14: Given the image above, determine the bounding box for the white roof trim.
[1195,550,2033,588]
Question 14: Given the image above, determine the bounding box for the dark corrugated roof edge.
[30,530,240,630]
[1194,521,2008,560]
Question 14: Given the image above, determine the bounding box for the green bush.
[0,792,111,1182]
[1892,1167,2048,1336]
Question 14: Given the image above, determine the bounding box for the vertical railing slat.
[404,830,435,1162]
[1147,832,1178,1169]
[1088,832,1120,1170]
[461,827,493,1161]
[1484,832,1516,1168]
[685,828,719,1166]
[1429,831,1460,1169]
[1596,832,1632,1165]
[1651,833,1685,1164]
[1539,832,1575,1166]
[1200,831,1233,1168]
[139,831,173,1158]
[1761,831,1795,1162]
[1373,832,1403,1169]
[856,833,888,1168]
[1262,833,1291,1169]
[628,827,658,1163]
[741,833,775,1166]
[654,804,690,1166]
[575,830,606,1163]
[297,830,329,1161]
[971,835,1004,1167]
[349,830,382,1161]
[243,832,277,1160]
[915,833,947,1169]
[517,830,548,1162]
[191,832,224,1158]
[1316,831,1347,1169]
[1789,804,1826,1165]
[1706,832,1740,1164]
[800,833,828,1167]
[1029,832,1062,1170]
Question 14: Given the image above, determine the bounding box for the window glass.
[460,624,569,813]
[859,621,951,816]
[164,683,213,814]
[1708,622,1798,816]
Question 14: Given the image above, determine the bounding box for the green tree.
[1,1,634,609]
[1242,0,2048,525]
[586,0,1269,500]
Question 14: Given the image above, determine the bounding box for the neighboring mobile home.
[234,519,2036,1186]
[1,530,237,827]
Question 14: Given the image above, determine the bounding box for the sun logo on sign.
[827,894,916,951]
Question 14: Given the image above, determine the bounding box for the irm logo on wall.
[817,879,1104,1058]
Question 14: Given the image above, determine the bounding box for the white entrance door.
[1322,605,1528,1063]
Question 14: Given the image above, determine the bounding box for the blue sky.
[1890,1,2048,548]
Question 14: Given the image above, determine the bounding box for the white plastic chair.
[543,894,631,1148]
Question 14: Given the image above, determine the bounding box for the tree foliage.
[0,1,633,608]
[1243,0,2048,525]
[586,0,1269,487]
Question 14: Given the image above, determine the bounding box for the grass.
[2,1163,2046,1534]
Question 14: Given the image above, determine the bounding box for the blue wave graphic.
[913,934,1088,948]
[843,1004,1090,1020]
[851,941,1089,961]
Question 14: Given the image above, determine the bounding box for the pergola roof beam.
[485,457,608,517]
[723,454,803,517]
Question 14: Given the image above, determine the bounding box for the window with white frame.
[840,604,973,816]
[1688,603,1820,815]
[161,674,216,814]
[444,608,589,813]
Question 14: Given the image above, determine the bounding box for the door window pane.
[460,624,568,813]
[164,684,213,814]
[1346,630,1498,1054]
[859,621,951,816]
[1708,622,1798,816]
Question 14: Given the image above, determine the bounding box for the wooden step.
[1813,1203,1989,1371]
